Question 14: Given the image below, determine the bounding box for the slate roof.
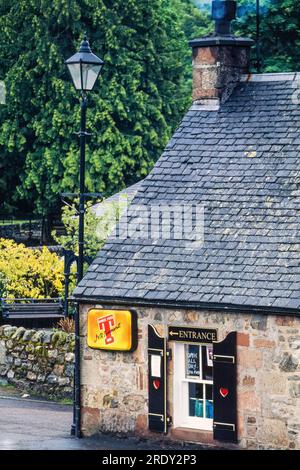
[91,180,143,218]
[74,74,300,312]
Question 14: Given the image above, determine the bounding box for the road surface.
[0,395,203,450]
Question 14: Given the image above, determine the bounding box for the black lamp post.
[65,35,104,437]
[66,35,104,282]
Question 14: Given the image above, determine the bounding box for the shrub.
[56,317,75,334]
[0,238,64,298]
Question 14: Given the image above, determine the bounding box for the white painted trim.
[173,342,213,432]
[190,99,220,111]
[241,72,300,82]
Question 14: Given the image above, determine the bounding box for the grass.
[0,383,73,405]
[59,397,73,405]
[0,219,39,226]
[0,383,16,390]
[0,383,20,396]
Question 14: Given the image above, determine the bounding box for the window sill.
[170,427,214,445]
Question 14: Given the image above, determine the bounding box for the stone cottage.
[73,0,300,449]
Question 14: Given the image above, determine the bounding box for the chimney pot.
[212,0,237,36]
[189,0,254,105]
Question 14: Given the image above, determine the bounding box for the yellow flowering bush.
[0,238,64,299]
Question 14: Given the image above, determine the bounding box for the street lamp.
[66,35,104,282]
[65,34,104,438]
[66,35,104,94]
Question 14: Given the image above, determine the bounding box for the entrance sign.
[87,309,137,352]
[168,326,217,344]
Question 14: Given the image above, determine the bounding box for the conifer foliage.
[0,0,207,217]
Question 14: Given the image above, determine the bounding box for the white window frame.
[173,342,213,431]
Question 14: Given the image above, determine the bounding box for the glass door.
[173,342,213,430]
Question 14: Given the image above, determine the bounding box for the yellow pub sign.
[87,309,137,352]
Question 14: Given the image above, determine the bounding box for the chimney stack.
[189,0,254,105]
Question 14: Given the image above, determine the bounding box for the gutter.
[72,295,300,317]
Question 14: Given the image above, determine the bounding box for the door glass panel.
[185,345,200,378]
[188,383,203,417]
[202,345,213,380]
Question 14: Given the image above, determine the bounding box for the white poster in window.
[186,345,200,377]
[206,345,213,367]
[151,354,161,378]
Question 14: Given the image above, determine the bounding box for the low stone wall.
[0,325,74,399]
[0,221,42,242]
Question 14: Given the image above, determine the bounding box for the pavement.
[0,393,205,450]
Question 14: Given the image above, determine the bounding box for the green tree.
[174,0,212,93]
[52,198,125,259]
[0,0,206,221]
[235,0,300,72]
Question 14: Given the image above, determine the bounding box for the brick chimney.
[189,0,254,105]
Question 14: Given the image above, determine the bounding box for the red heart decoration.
[220,387,229,398]
[153,379,160,390]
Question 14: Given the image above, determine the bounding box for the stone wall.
[0,221,42,242]
[0,324,74,399]
[79,304,300,450]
